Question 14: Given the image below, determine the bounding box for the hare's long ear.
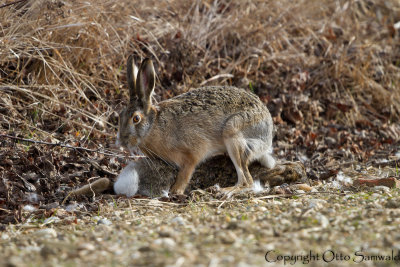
[127,55,138,102]
[136,58,155,112]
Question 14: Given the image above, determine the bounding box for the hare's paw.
[170,162,197,196]
[114,162,139,197]
[170,183,185,195]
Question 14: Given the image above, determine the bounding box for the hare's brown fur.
[117,58,275,195]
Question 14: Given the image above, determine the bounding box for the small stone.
[293,208,302,214]
[65,202,80,212]
[280,219,292,226]
[158,226,174,237]
[95,224,112,233]
[171,216,185,225]
[158,231,171,237]
[35,228,57,238]
[138,246,152,252]
[153,238,176,247]
[1,233,10,240]
[256,206,268,212]
[374,203,383,209]
[55,208,69,218]
[370,193,381,199]
[385,199,400,209]
[290,202,300,208]
[316,214,329,228]
[226,221,238,230]
[372,186,391,193]
[78,243,96,251]
[308,199,327,209]
[97,218,112,225]
[40,245,57,259]
[220,231,237,244]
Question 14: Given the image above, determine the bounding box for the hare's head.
[116,56,156,151]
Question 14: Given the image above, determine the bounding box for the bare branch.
[0,134,143,159]
[0,0,28,9]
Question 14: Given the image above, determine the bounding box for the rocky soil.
[1,159,400,266]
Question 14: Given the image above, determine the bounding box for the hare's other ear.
[127,55,138,102]
[136,58,155,112]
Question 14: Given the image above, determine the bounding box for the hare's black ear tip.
[127,54,134,63]
[142,58,153,65]
[141,58,155,72]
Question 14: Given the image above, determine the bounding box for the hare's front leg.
[170,161,197,195]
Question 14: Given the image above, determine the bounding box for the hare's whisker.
[139,146,162,179]
[141,144,175,168]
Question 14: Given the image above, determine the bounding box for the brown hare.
[115,56,275,196]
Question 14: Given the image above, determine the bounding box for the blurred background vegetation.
[0,0,399,149]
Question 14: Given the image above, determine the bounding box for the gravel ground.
[1,179,400,267]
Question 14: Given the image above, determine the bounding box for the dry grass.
[1,0,399,147]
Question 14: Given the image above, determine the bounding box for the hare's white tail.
[258,149,276,169]
[114,162,139,197]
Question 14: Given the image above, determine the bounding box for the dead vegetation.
[1,0,400,139]
[1,0,400,228]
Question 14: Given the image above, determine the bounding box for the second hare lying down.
[116,56,275,195]
[113,156,306,197]
[70,157,306,198]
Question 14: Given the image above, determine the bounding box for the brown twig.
[0,134,143,159]
[0,0,28,9]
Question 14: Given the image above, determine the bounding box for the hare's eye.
[132,115,141,124]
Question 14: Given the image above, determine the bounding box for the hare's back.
[162,86,265,116]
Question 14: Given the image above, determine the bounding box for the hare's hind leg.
[224,136,253,187]
[223,114,255,189]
